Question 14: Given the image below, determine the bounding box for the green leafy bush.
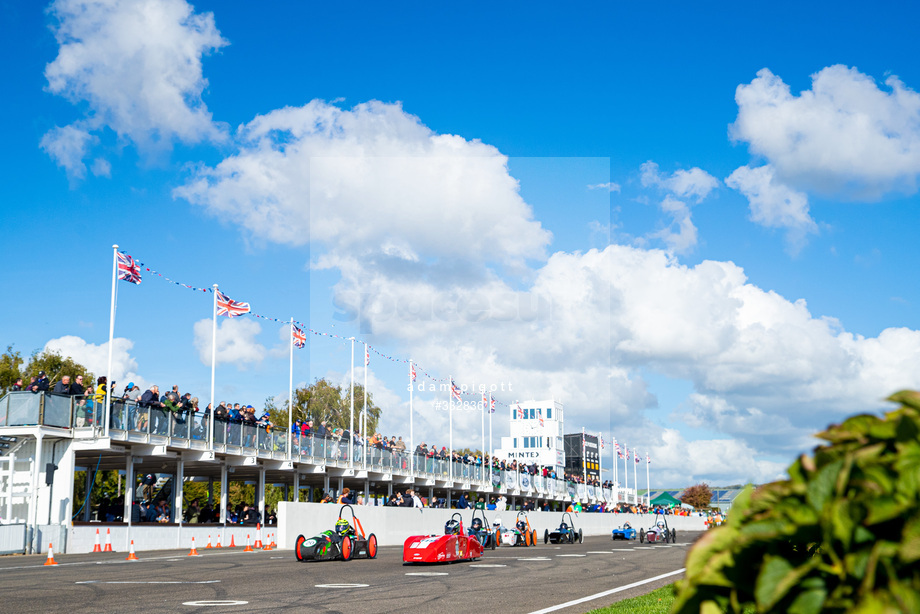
[672,390,920,614]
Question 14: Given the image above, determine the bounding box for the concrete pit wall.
[67,524,277,554]
[277,502,707,549]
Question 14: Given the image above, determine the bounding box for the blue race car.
[611,522,637,540]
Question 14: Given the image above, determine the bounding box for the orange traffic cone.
[188,537,199,556]
[215,535,223,548]
[262,534,272,551]
[103,528,113,552]
[126,540,139,561]
[254,523,263,549]
[229,534,236,548]
[92,529,102,553]
[243,534,254,552]
[44,543,58,566]
[205,535,213,549]
[270,533,276,548]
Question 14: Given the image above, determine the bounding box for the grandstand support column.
[323,474,330,496]
[83,468,93,521]
[175,459,184,547]
[208,478,214,508]
[292,472,299,503]
[337,477,344,498]
[446,489,451,508]
[387,482,392,497]
[258,466,266,523]
[124,453,134,551]
[28,432,44,554]
[219,463,228,524]
[364,479,369,505]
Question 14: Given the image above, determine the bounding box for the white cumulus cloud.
[725,164,818,253]
[639,161,719,254]
[193,318,266,368]
[731,65,920,199]
[43,0,227,177]
[175,100,551,269]
[44,335,146,391]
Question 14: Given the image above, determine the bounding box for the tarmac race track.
[0,532,702,614]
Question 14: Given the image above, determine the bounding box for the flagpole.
[623,445,628,502]
[613,438,618,504]
[105,244,118,438]
[488,394,493,482]
[409,360,414,475]
[349,337,355,468]
[448,377,453,482]
[633,448,639,505]
[646,453,651,507]
[363,342,368,469]
[582,427,587,492]
[599,432,603,495]
[480,391,485,483]
[288,317,294,461]
[209,284,218,450]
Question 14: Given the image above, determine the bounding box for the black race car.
[468,508,496,550]
[544,512,583,544]
[294,504,378,562]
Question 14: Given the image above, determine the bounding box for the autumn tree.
[680,483,713,508]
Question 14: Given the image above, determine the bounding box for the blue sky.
[3,0,920,487]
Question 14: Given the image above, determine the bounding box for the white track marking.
[74,580,220,584]
[315,583,370,588]
[469,564,507,568]
[405,572,447,576]
[183,601,248,607]
[528,568,686,614]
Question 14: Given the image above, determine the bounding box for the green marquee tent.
[650,492,682,507]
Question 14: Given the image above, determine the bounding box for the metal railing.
[0,392,612,501]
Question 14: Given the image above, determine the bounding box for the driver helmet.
[623,522,631,529]
[444,519,461,535]
[560,523,568,530]
[470,518,483,531]
[516,520,526,532]
[657,520,666,529]
[335,519,352,535]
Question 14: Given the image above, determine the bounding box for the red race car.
[403,513,485,564]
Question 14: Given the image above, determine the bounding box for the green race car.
[294,504,378,562]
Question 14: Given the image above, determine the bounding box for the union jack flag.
[600,436,605,449]
[292,325,306,349]
[646,454,651,464]
[216,290,251,318]
[116,251,141,284]
[410,362,416,382]
[516,405,524,419]
[538,409,544,427]
[489,394,495,413]
[482,392,488,410]
[450,379,462,402]
[635,450,640,464]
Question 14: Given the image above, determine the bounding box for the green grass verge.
[587,583,676,614]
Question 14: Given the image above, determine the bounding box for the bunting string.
[123,250,511,406]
